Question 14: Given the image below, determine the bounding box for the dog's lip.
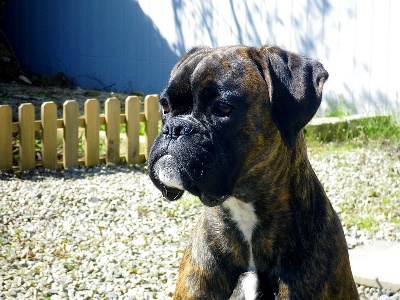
[161,186,184,201]
[200,193,230,207]
[150,152,230,206]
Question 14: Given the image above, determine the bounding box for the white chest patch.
[240,272,259,300]
[222,197,258,271]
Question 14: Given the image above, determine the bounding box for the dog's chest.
[222,197,258,271]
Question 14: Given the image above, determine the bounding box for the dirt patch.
[0,82,143,121]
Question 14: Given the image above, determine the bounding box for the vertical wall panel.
[387,0,400,106]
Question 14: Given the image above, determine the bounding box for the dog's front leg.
[173,214,250,300]
[173,244,241,299]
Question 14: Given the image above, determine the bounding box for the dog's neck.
[288,138,336,241]
[230,134,330,240]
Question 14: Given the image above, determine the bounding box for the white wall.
[138,0,400,114]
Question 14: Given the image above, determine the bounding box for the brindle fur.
[148,45,359,299]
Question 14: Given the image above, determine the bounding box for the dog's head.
[148,45,328,206]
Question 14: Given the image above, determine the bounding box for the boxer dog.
[148,45,358,299]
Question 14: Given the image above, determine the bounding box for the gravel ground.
[1,144,400,300]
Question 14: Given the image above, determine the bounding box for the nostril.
[162,124,184,137]
[163,118,196,138]
[173,125,184,137]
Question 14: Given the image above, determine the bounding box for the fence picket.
[19,103,36,169]
[63,100,79,168]
[41,102,58,169]
[84,99,100,167]
[0,105,12,170]
[105,97,120,164]
[144,95,159,160]
[125,96,143,164]
[1,95,161,170]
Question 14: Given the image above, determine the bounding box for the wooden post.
[125,96,141,164]
[63,100,79,168]
[144,94,159,160]
[84,99,100,167]
[19,103,36,170]
[0,105,13,170]
[41,102,58,169]
[105,97,120,164]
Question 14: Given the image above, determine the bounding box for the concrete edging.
[349,241,400,291]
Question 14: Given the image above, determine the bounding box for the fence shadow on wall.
[171,0,332,55]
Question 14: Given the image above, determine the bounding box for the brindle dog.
[148,45,358,299]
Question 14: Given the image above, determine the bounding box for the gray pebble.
[1,146,399,299]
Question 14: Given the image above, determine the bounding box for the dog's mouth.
[150,154,230,207]
[152,154,186,201]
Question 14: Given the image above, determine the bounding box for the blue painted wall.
[3,0,180,94]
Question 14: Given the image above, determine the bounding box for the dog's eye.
[160,99,170,114]
[214,102,234,117]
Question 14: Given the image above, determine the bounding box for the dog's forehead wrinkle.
[191,50,250,86]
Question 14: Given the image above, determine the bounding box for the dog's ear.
[257,46,329,148]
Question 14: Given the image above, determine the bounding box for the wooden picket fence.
[0,95,160,170]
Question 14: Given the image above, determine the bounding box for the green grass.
[305,114,400,146]
[358,115,400,140]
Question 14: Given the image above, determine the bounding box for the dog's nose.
[162,117,194,138]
